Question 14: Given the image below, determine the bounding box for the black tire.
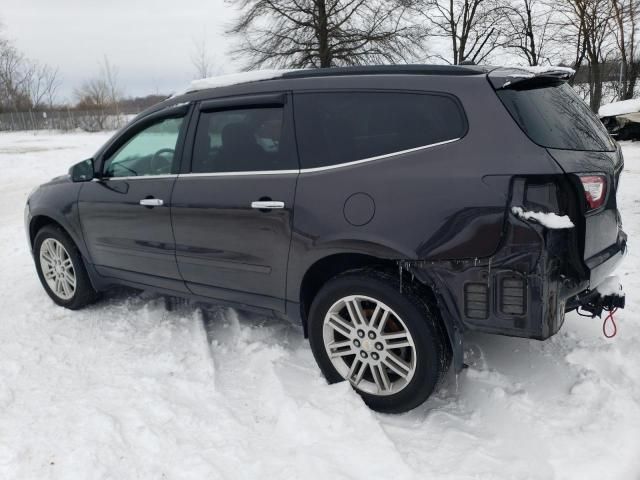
[308,268,451,413]
[33,224,98,310]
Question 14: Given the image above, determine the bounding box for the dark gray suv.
[25,65,627,413]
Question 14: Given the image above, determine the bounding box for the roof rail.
[281,64,487,79]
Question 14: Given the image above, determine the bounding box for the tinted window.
[192,107,296,173]
[103,117,184,178]
[294,92,466,168]
[497,83,615,151]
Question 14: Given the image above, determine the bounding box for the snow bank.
[176,69,298,96]
[511,206,575,229]
[599,98,640,118]
[596,275,625,297]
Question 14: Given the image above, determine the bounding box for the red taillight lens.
[580,175,607,210]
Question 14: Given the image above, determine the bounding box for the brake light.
[580,175,607,210]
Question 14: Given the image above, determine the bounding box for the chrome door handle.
[251,201,285,209]
[140,198,164,207]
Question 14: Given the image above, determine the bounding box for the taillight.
[580,175,607,211]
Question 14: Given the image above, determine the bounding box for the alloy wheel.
[39,238,76,300]
[322,295,417,396]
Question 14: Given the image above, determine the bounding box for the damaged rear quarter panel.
[286,74,565,303]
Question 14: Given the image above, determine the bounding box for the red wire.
[603,308,618,338]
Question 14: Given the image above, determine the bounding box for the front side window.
[294,92,467,169]
[103,116,184,178]
[191,107,295,173]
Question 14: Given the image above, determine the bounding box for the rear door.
[170,94,298,311]
[78,105,190,291]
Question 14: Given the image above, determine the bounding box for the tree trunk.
[316,0,331,67]
[525,2,538,66]
[450,0,459,64]
[625,61,639,99]
[589,62,603,112]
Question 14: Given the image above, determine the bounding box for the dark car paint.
[26,67,627,371]
[78,177,188,289]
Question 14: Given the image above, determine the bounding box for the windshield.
[497,83,615,152]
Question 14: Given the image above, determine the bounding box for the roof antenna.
[459,60,476,66]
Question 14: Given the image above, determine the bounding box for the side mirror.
[69,158,95,182]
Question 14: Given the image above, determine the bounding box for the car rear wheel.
[34,225,98,309]
[308,269,451,413]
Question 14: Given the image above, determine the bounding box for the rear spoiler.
[488,67,575,90]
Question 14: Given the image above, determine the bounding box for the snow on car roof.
[512,65,575,76]
[599,98,640,118]
[176,69,298,95]
[174,65,485,96]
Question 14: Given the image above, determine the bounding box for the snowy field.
[1,130,639,480]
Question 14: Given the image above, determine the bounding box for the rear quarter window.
[497,83,615,152]
[294,91,467,169]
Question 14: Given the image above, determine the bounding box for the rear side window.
[191,107,297,173]
[294,92,466,169]
[497,83,615,152]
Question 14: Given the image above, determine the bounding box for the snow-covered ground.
[1,130,639,479]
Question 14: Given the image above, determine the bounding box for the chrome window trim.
[179,169,299,178]
[298,138,460,173]
[176,137,460,178]
[93,174,178,181]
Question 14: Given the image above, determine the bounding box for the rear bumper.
[585,230,627,288]
[408,215,627,342]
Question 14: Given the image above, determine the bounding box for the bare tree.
[227,0,423,68]
[74,77,109,108]
[417,0,509,64]
[503,0,556,65]
[0,39,32,110]
[74,57,124,131]
[557,0,616,111]
[0,31,60,111]
[26,63,60,108]
[191,35,216,78]
[611,0,639,99]
[101,56,122,120]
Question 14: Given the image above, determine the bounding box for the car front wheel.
[33,225,98,309]
[308,269,451,413]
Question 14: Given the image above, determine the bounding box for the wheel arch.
[29,213,90,261]
[29,213,106,293]
[29,215,61,247]
[298,254,396,331]
[294,252,464,371]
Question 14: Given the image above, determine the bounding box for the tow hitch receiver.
[568,276,625,337]
[576,289,625,318]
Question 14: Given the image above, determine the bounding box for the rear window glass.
[294,92,466,169]
[497,83,615,152]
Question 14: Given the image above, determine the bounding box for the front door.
[170,94,298,311]
[78,106,190,291]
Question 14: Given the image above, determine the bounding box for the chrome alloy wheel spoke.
[322,295,417,396]
[39,238,76,300]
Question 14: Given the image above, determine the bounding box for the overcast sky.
[2,0,238,101]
